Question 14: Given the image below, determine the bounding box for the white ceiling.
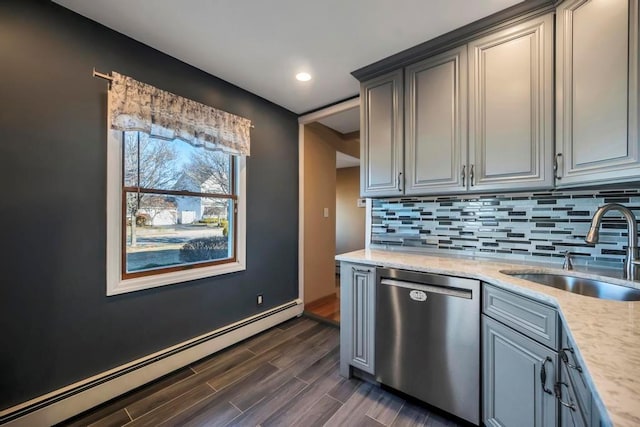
[317,106,360,134]
[337,152,360,169]
[54,0,523,114]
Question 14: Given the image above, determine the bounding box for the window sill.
[107,261,246,296]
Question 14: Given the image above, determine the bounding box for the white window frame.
[106,129,247,296]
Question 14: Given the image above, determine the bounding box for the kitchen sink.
[502,272,640,302]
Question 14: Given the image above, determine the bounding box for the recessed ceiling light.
[296,72,312,82]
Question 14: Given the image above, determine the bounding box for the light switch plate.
[323,207,329,218]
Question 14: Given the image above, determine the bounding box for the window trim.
[106,130,247,296]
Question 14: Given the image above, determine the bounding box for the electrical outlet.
[257,294,263,305]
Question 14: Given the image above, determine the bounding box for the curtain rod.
[92,68,114,82]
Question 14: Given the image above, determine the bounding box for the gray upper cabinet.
[404,45,468,194]
[360,13,553,197]
[468,14,554,192]
[556,0,640,186]
[360,69,404,197]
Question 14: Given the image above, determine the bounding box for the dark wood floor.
[59,317,462,427]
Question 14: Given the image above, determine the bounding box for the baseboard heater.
[0,299,303,427]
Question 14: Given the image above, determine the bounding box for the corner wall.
[336,167,365,254]
[0,0,298,409]
[303,126,337,303]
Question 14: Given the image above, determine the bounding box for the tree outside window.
[122,131,237,277]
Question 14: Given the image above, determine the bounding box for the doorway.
[298,98,365,324]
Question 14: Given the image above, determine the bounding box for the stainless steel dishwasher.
[375,268,480,425]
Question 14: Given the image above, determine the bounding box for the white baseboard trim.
[1,299,303,427]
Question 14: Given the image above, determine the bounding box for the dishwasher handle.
[380,278,473,299]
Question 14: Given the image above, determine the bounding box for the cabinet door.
[590,395,608,427]
[556,0,640,186]
[405,45,468,194]
[360,70,404,197]
[468,14,554,192]
[559,363,588,427]
[483,316,558,427]
[561,328,592,424]
[339,262,375,376]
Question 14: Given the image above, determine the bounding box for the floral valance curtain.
[108,72,251,156]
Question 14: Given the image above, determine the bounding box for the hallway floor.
[305,274,341,323]
[305,294,340,323]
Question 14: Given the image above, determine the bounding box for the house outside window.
[122,131,237,278]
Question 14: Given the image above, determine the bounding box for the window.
[123,130,238,276]
[107,130,246,295]
[104,71,250,295]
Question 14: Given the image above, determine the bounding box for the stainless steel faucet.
[585,203,640,281]
[562,251,573,270]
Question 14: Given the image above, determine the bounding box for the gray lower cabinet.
[559,327,610,427]
[339,262,375,377]
[555,0,640,186]
[360,70,403,197]
[483,283,558,350]
[483,315,558,427]
[468,13,554,192]
[337,268,610,425]
[558,362,587,427]
[483,283,610,427]
[590,396,607,427]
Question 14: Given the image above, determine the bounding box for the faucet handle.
[562,251,573,271]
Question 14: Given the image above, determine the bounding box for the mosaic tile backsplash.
[371,189,640,268]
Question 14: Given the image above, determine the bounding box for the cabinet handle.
[540,356,553,395]
[561,348,583,373]
[397,172,402,192]
[554,382,577,411]
[554,153,563,180]
[461,165,466,186]
[470,164,475,186]
[352,267,371,274]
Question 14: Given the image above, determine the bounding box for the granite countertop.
[335,249,640,427]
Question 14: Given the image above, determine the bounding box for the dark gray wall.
[0,0,298,409]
